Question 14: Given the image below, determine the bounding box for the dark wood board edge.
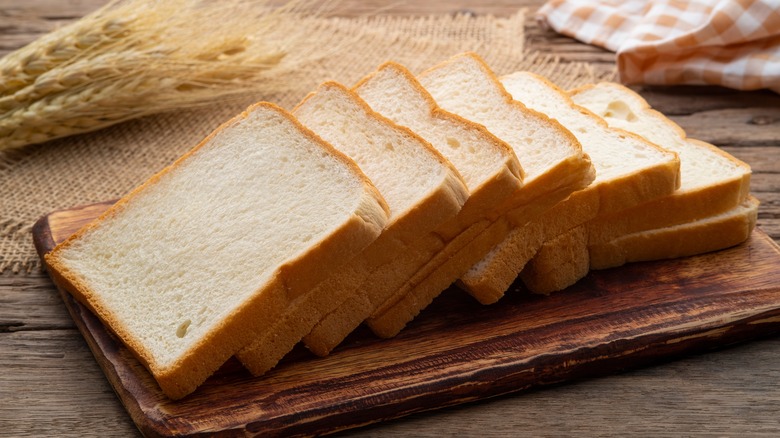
[37,273,780,438]
[31,213,55,266]
[30,203,780,437]
[290,311,780,438]
[250,289,780,438]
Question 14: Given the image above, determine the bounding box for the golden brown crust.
[367,215,516,338]
[237,78,474,372]
[362,54,597,336]
[364,156,592,336]
[236,210,411,373]
[355,61,525,183]
[593,151,681,215]
[527,73,677,171]
[459,189,600,303]
[567,82,751,243]
[523,197,759,292]
[354,61,525,239]
[457,73,684,303]
[45,103,388,399]
[303,291,374,357]
[588,175,750,244]
[295,81,469,235]
[379,67,695,318]
[420,157,598,308]
[570,81,690,144]
[299,229,431,355]
[520,225,590,295]
[503,154,596,224]
[453,54,592,214]
[462,155,677,301]
[569,82,751,188]
[420,53,585,163]
[365,161,594,334]
[516,92,752,294]
[589,196,759,269]
[296,81,465,185]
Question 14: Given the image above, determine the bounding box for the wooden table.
[2,1,779,436]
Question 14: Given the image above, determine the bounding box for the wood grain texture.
[2,0,780,437]
[668,108,780,147]
[26,202,780,437]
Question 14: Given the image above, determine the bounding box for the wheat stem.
[0,0,324,151]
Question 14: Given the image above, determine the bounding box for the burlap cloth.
[0,10,613,274]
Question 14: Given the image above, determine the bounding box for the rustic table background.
[1,0,779,436]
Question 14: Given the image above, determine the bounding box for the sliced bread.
[456,189,597,301]
[589,196,759,269]
[44,102,389,399]
[570,83,752,244]
[520,82,753,293]
[521,196,758,293]
[457,72,681,303]
[518,224,590,294]
[235,82,469,374]
[365,53,596,338]
[301,62,523,356]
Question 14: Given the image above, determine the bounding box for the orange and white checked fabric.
[538,0,780,92]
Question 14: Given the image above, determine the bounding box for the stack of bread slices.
[44,52,756,400]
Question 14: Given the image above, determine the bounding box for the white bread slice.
[519,83,753,294]
[235,82,469,374]
[365,53,596,338]
[43,102,389,399]
[570,83,752,244]
[456,190,596,301]
[589,195,759,269]
[457,72,681,303]
[518,224,590,294]
[301,62,523,356]
[521,195,758,293]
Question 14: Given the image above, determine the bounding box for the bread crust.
[299,61,528,356]
[236,80,472,374]
[354,61,525,185]
[589,196,758,269]
[363,53,598,337]
[45,102,388,399]
[294,81,469,235]
[458,72,684,302]
[522,83,750,293]
[355,61,525,229]
[459,189,599,303]
[450,54,595,216]
[569,83,753,244]
[521,197,758,294]
[367,150,597,335]
[519,225,590,294]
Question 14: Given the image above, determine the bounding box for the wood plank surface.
[2,0,780,437]
[27,202,780,437]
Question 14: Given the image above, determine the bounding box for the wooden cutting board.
[33,200,780,438]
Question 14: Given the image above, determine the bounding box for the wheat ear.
[0,0,325,151]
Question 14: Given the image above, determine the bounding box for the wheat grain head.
[0,0,333,150]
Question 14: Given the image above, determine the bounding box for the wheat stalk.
[0,12,132,97]
[0,0,329,151]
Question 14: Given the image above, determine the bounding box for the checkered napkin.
[538,0,780,92]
